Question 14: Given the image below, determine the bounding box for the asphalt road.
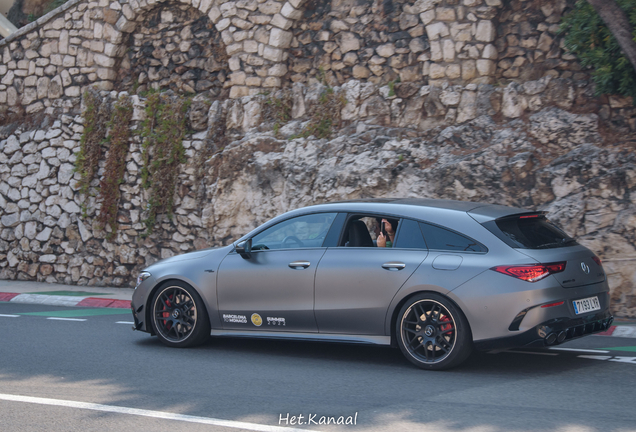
[1,302,635,432]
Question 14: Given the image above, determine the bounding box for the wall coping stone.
[0,0,83,47]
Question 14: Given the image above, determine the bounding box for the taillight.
[592,256,602,267]
[491,262,566,282]
[541,301,564,308]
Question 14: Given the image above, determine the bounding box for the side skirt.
[209,329,391,346]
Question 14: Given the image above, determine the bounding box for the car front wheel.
[396,293,472,370]
[151,282,210,348]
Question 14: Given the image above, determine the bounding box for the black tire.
[396,293,472,370]
[150,281,210,348]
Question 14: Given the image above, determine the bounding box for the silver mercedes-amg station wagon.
[131,199,613,370]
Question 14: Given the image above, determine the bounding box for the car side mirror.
[235,238,252,259]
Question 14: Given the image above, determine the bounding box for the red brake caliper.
[163,296,172,330]
[440,315,452,334]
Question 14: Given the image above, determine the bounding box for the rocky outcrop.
[201,104,636,316]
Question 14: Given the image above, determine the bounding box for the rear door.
[314,216,428,335]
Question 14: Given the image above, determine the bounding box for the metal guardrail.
[0,13,18,38]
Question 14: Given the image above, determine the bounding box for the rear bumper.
[474,309,613,351]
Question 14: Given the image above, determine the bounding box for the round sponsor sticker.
[251,313,263,326]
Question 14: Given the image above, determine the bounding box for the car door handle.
[289,261,310,269]
[382,262,406,271]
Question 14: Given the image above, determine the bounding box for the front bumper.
[130,300,146,332]
[474,309,614,351]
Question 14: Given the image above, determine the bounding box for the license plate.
[573,296,601,315]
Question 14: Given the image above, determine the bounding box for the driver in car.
[375,218,397,248]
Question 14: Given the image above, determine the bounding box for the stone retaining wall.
[1,78,636,316]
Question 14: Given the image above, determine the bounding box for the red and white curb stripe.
[0,293,130,309]
[596,325,636,338]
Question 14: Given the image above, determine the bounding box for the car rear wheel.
[151,282,210,348]
[396,293,472,370]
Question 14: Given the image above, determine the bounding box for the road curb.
[1,293,130,309]
[596,325,636,338]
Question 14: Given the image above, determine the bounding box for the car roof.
[295,198,528,221]
[238,198,532,243]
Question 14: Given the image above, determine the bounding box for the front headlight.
[135,271,151,288]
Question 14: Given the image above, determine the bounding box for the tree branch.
[586,0,636,74]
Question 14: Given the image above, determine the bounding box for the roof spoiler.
[467,204,541,223]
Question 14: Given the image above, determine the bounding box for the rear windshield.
[488,215,578,249]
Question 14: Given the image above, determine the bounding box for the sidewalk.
[0,280,132,309]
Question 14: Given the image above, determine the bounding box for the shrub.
[560,0,636,99]
[97,95,133,239]
[138,92,190,236]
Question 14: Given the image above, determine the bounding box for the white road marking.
[577,355,636,364]
[505,350,558,356]
[0,314,19,317]
[549,347,610,354]
[116,321,135,324]
[0,393,313,432]
[578,355,613,361]
[46,317,87,322]
[608,356,636,364]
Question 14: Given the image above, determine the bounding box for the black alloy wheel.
[151,282,210,348]
[396,293,472,370]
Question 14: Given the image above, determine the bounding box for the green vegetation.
[387,77,400,97]
[295,87,346,139]
[560,0,636,99]
[138,92,191,236]
[263,91,292,137]
[97,95,133,240]
[75,89,109,216]
[27,0,69,22]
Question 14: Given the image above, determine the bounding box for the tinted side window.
[419,222,486,252]
[395,219,427,249]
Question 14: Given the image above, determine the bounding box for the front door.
[216,212,337,332]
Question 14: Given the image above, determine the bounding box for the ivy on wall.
[139,92,190,236]
[263,90,292,137]
[298,87,346,139]
[75,89,110,215]
[97,95,134,240]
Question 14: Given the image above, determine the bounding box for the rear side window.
[419,223,486,252]
[492,215,577,249]
[394,219,427,249]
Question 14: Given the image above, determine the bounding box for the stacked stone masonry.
[0,0,635,316]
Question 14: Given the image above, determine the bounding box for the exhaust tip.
[557,331,567,343]
[545,333,557,345]
[607,317,614,328]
